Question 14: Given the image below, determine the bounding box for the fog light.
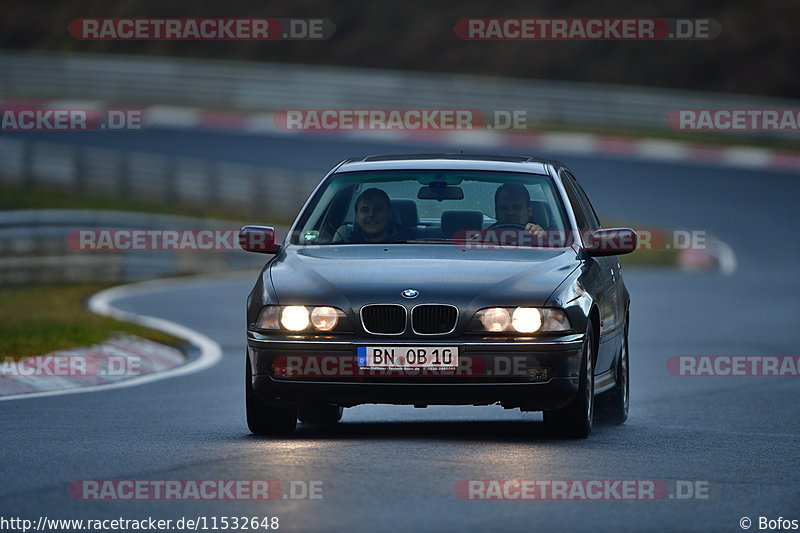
[527,367,550,382]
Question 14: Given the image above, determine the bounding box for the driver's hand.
[524,223,546,238]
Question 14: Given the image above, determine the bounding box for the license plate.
[357,346,459,368]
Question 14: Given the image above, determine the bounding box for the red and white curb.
[0,277,223,401]
[677,235,737,275]
[0,334,184,397]
[148,107,800,173]
[2,98,799,173]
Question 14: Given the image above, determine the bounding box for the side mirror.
[582,228,637,257]
[239,226,280,253]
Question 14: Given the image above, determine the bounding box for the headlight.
[281,306,310,331]
[310,306,339,331]
[512,307,542,333]
[471,307,571,334]
[254,306,350,333]
[480,307,511,332]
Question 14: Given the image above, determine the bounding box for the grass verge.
[0,185,284,224]
[601,217,684,269]
[0,283,183,356]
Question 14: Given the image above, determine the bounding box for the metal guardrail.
[0,209,286,285]
[2,50,799,135]
[0,136,322,220]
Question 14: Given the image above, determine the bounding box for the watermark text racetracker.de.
[273,109,548,131]
[667,356,800,377]
[667,109,800,131]
[271,354,552,380]
[448,228,706,252]
[67,229,268,251]
[1,108,141,131]
[0,355,140,377]
[68,18,335,40]
[68,479,323,501]
[456,479,712,500]
[274,109,489,131]
[275,109,610,131]
[455,18,721,40]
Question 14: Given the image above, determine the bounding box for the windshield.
[290,170,572,247]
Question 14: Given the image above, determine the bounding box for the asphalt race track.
[2,129,799,532]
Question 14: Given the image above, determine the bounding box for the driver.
[490,183,546,238]
[334,188,403,243]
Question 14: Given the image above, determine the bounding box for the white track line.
[0,277,224,401]
[713,237,739,276]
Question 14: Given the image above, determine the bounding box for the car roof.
[334,153,562,175]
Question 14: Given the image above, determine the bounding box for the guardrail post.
[117,150,130,196]
[22,140,35,189]
[207,161,219,211]
[251,168,264,216]
[74,146,87,195]
[164,156,177,206]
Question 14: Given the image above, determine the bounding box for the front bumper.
[247,332,584,410]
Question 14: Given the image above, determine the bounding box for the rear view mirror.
[418,184,464,200]
[582,228,637,257]
[239,225,280,253]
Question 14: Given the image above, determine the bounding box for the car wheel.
[245,354,297,436]
[596,318,629,425]
[298,404,344,425]
[543,321,595,438]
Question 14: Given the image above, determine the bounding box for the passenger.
[335,188,403,243]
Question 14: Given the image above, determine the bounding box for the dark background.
[1,0,797,97]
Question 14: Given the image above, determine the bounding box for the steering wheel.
[490,223,526,230]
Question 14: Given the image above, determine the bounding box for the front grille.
[361,304,406,334]
[412,305,458,334]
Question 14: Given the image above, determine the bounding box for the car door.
[560,170,619,374]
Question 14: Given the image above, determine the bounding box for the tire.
[298,404,344,426]
[543,321,595,438]
[246,354,297,436]
[596,318,629,425]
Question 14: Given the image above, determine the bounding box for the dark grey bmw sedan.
[241,154,636,438]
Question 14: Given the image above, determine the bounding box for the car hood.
[268,244,578,310]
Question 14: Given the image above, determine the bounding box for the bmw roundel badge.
[402,289,419,299]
